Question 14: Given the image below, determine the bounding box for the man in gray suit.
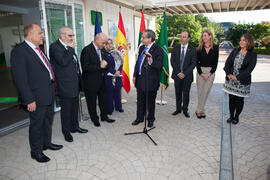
[171,30,197,118]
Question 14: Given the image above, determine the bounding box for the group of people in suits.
[11,24,90,163]
[10,24,124,163]
[11,23,256,163]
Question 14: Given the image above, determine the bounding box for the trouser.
[106,77,122,113]
[29,103,54,153]
[196,67,215,113]
[84,82,108,122]
[174,78,192,113]
[136,89,157,122]
[229,94,244,120]
[59,96,79,135]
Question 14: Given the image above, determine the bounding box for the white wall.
[0,26,23,67]
[0,7,40,67]
[22,7,41,26]
[84,0,156,90]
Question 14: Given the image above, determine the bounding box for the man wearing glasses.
[50,26,88,143]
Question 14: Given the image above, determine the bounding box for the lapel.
[22,42,50,71]
[148,43,156,56]
[242,50,250,64]
[57,40,79,66]
[90,42,101,63]
[142,43,156,64]
[184,45,190,61]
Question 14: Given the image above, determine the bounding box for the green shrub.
[254,48,270,55]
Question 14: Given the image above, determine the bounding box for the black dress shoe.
[71,127,88,133]
[172,110,181,115]
[147,121,154,128]
[117,109,124,112]
[184,111,190,118]
[31,152,50,163]
[132,119,143,126]
[232,118,239,124]
[227,118,233,123]
[64,134,73,142]
[43,143,63,151]
[195,112,202,119]
[93,121,101,127]
[101,118,115,123]
[200,113,206,118]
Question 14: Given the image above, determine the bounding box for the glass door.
[45,2,73,45]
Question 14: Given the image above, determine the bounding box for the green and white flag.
[157,12,169,89]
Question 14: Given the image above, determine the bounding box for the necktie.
[137,47,148,74]
[180,46,185,72]
[35,47,57,94]
[35,47,55,80]
[73,54,80,74]
[97,49,102,61]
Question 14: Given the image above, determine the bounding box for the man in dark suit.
[171,30,197,118]
[132,29,163,128]
[49,26,88,143]
[11,24,63,163]
[80,33,115,127]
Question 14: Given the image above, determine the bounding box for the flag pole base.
[156,100,167,105]
[121,99,127,104]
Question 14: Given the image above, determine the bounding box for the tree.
[156,15,201,47]
[156,14,224,47]
[248,22,270,47]
[227,24,253,46]
[195,14,225,43]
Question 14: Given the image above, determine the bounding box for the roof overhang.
[104,0,270,16]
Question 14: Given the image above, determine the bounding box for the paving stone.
[0,54,269,179]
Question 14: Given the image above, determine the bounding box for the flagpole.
[156,84,167,105]
[156,8,168,106]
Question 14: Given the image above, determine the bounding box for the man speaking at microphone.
[132,29,163,128]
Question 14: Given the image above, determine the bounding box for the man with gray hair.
[80,32,115,127]
[50,26,88,143]
[132,29,163,128]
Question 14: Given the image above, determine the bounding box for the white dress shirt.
[25,39,53,80]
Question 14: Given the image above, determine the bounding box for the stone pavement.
[0,56,269,180]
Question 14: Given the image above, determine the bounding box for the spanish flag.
[116,12,130,93]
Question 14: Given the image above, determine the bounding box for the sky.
[204,9,270,24]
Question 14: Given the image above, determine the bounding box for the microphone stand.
[124,55,157,146]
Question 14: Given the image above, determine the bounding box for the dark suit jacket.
[224,48,257,85]
[171,44,197,82]
[133,43,163,92]
[49,40,80,98]
[80,42,108,92]
[11,41,54,106]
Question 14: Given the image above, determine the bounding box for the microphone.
[144,51,151,58]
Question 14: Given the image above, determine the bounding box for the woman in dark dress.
[105,39,124,115]
[223,34,257,124]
